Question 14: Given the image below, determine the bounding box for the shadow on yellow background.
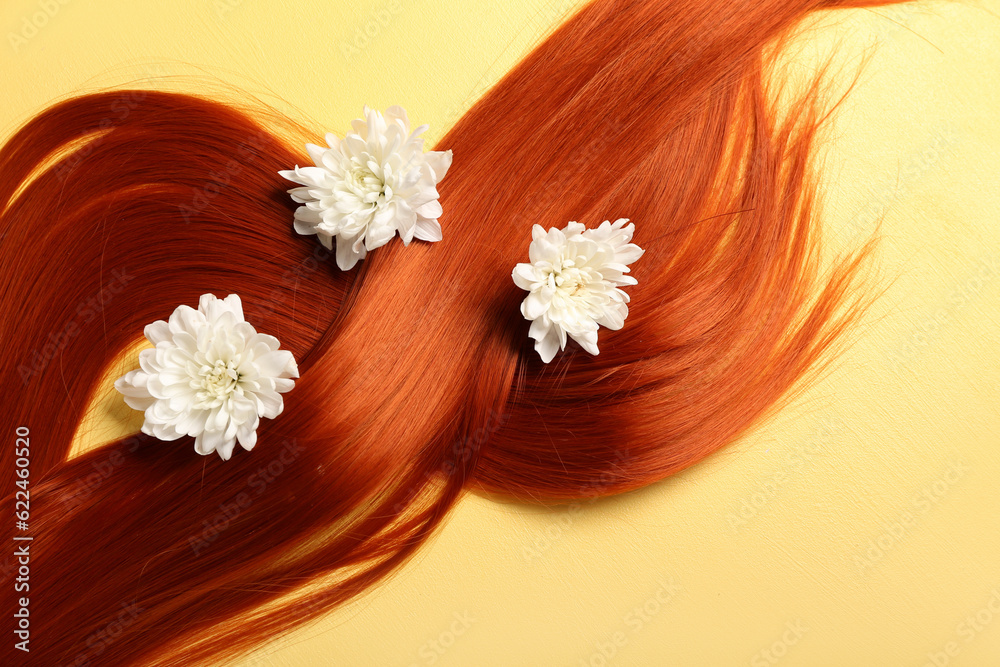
[3,0,999,665]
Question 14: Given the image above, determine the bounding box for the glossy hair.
[1,0,902,664]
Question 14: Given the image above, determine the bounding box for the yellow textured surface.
[3,0,999,665]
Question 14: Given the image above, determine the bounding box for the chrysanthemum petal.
[424,149,452,181]
[413,218,442,243]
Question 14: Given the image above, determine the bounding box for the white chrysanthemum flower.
[512,218,644,363]
[278,105,453,271]
[114,294,299,460]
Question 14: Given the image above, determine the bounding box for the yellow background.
[3,0,999,665]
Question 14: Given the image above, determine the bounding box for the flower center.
[347,163,388,205]
[549,259,601,301]
[195,359,241,405]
